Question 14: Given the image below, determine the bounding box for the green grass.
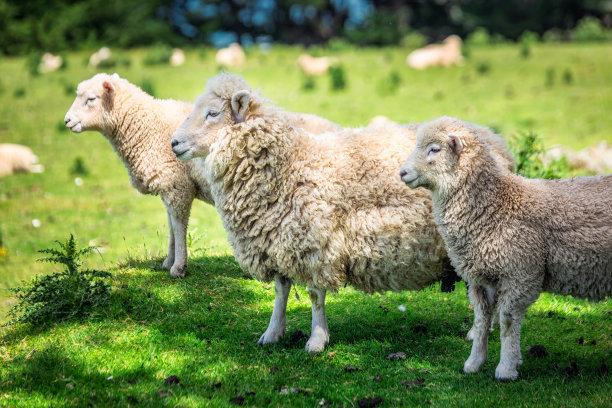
[0,43,611,406]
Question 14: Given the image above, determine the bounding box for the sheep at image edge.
[170,73,515,353]
[64,73,341,278]
[400,116,612,381]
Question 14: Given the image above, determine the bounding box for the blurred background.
[1,0,611,312]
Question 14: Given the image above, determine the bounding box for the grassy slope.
[0,43,611,407]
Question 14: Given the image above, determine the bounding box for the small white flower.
[398,305,406,312]
[74,177,83,186]
[107,375,114,381]
[31,219,41,228]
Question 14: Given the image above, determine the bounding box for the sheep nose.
[399,168,408,178]
[64,117,70,124]
[171,139,179,148]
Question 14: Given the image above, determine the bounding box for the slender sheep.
[64,73,340,278]
[400,116,612,380]
[170,73,514,353]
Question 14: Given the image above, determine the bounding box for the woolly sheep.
[170,49,185,66]
[89,47,112,69]
[407,35,463,70]
[170,73,514,353]
[543,141,612,174]
[64,73,340,278]
[39,53,62,74]
[297,54,334,76]
[400,116,612,380]
[0,144,43,177]
[215,43,246,67]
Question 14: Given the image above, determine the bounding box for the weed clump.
[329,65,347,91]
[70,157,89,176]
[509,131,571,179]
[301,75,316,92]
[4,234,111,326]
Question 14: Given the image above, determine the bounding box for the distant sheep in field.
[400,116,612,381]
[0,144,43,177]
[39,53,62,74]
[89,47,112,68]
[215,43,246,67]
[170,49,185,66]
[407,35,463,70]
[368,115,397,127]
[64,73,341,278]
[297,54,334,76]
[543,141,612,174]
[170,73,515,354]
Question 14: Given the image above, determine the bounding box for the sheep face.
[171,89,251,161]
[400,117,469,192]
[64,73,118,134]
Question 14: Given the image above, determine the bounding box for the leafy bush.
[509,132,571,179]
[301,75,316,92]
[377,70,402,96]
[70,157,89,176]
[519,31,538,58]
[563,68,574,84]
[140,78,156,97]
[466,27,492,46]
[4,234,111,326]
[329,65,347,91]
[572,17,611,42]
[26,52,42,76]
[142,44,172,66]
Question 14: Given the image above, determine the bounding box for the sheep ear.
[231,90,250,121]
[447,135,463,155]
[102,81,115,94]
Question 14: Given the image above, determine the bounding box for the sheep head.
[400,116,489,193]
[64,73,119,133]
[171,73,265,161]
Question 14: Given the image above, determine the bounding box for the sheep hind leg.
[258,275,292,345]
[464,284,495,374]
[495,290,538,381]
[305,287,329,354]
[162,211,175,270]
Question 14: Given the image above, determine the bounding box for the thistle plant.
[5,234,111,326]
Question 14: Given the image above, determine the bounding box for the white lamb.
[64,73,341,277]
[297,54,334,76]
[400,116,612,380]
[170,73,515,353]
[89,47,112,69]
[0,144,43,177]
[215,43,246,67]
[407,35,463,70]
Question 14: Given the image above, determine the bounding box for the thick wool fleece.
[204,116,447,293]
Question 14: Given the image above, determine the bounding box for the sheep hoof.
[463,358,485,374]
[305,338,328,354]
[495,364,519,381]
[258,329,284,345]
[170,264,186,278]
[162,257,174,270]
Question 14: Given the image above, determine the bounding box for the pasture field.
[0,43,611,407]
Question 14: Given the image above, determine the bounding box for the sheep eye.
[206,110,220,120]
[427,145,441,157]
[86,96,96,104]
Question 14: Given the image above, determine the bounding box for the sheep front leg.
[495,289,539,381]
[305,287,329,354]
[464,284,495,374]
[466,286,496,341]
[258,275,292,345]
[169,207,189,278]
[162,211,175,270]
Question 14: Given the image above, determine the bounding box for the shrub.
[519,31,538,59]
[143,44,172,66]
[509,132,571,179]
[4,234,111,326]
[301,75,316,92]
[475,61,491,75]
[26,52,42,76]
[377,70,402,95]
[572,17,611,42]
[140,78,156,97]
[329,65,347,91]
[13,86,26,98]
[466,27,491,46]
[70,157,89,176]
[563,68,574,84]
